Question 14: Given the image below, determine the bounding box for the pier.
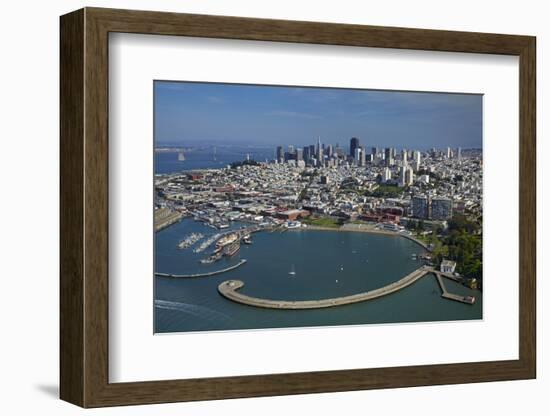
[156,259,247,278]
[433,271,475,304]
[218,266,475,309]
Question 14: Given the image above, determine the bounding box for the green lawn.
[302,217,342,228]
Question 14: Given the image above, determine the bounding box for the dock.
[218,266,475,309]
[155,259,247,278]
[433,271,475,305]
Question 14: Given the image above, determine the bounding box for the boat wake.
[154,299,233,323]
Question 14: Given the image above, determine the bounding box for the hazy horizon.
[154,81,483,150]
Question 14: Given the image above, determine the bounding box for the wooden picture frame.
[60,7,536,408]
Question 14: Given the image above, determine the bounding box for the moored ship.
[222,241,240,257]
[216,233,238,248]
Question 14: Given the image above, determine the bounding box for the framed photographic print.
[60,7,536,407]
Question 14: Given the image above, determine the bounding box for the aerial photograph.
[153,81,483,333]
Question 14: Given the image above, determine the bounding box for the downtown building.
[431,197,453,220]
[411,195,453,220]
[411,195,430,219]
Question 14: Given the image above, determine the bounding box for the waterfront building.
[440,259,457,274]
[431,197,453,220]
[412,195,429,219]
[276,209,310,221]
[350,137,360,158]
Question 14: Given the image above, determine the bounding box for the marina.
[154,218,482,333]
[177,232,203,249]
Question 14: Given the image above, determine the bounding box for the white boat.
[288,264,296,275]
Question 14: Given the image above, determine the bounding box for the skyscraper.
[316,137,323,166]
[303,146,310,163]
[412,150,421,171]
[276,146,284,163]
[384,147,394,167]
[371,147,378,161]
[296,148,303,161]
[350,137,360,159]
[383,167,392,183]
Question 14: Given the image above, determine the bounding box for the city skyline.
[154,81,483,150]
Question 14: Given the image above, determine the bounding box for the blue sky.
[154,81,482,150]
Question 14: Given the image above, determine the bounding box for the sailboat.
[288,264,296,276]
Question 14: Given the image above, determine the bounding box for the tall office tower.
[316,137,324,166]
[276,146,284,163]
[354,147,361,165]
[431,197,453,220]
[402,148,408,165]
[446,147,452,159]
[327,144,333,158]
[371,147,378,160]
[350,137,360,158]
[431,148,437,158]
[296,148,304,161]
[303,146,310,163]
[360,146,366,166]
[309,145,315,159]
[384,147,394,167]
[288,145,295,155]
[456,147,462,160]
[383,167,392,183]
[399,165,413,187]
[412,150,421,171]
[405,166,414,186]
[412,195,429,219]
